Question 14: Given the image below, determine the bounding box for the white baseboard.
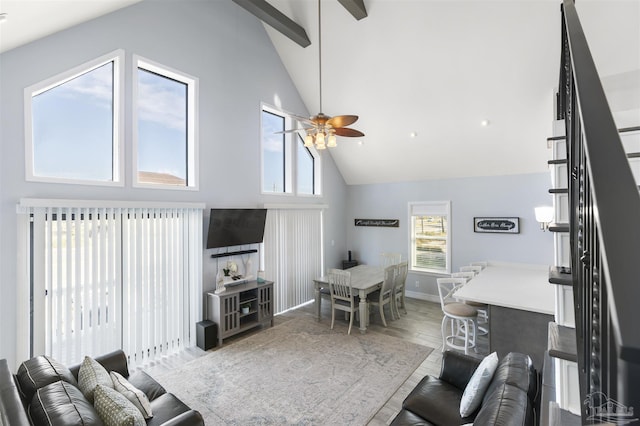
[405,290,440,304]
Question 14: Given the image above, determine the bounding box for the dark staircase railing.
[558,0,640,421]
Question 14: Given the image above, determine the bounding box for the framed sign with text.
[354,219,399,227]
[473,217,519,234]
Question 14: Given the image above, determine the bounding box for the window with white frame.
[261,105,320,195]
[134,56,198,189]
[409,201,451,274]
[296,134,315,195]
[24,50,124,185]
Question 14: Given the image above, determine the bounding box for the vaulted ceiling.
[1,0,638,185]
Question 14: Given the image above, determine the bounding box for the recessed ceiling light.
[409,132,418,138]
[480,119,490,127]
[357,140,364,146]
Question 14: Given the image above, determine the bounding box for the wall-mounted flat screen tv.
[206,208,268,249]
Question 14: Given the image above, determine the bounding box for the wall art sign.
[473,217,520,234]
[354,219,399,227]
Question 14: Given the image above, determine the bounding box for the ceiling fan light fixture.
[327,133,337,148]
[304,134,314,147]
[276,0,363,150]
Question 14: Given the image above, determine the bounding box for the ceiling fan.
[280,0,364,149]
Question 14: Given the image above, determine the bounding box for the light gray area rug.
[153,317,432,425]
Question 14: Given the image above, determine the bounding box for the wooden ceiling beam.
[232,0,311,48]
[337,0,367,20]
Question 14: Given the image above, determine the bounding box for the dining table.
[313,264,384,333]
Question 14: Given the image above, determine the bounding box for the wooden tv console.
[206,280,273,346]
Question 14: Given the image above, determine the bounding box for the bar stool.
[437,278,478,354]
[451,272,489,336]
[460,265,483,276]
[470,261,488,269]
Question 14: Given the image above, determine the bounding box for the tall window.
[409,201,451,274]
[24,50,124,185]
[134,56,198,189]
[262,109,288,193]
[297,134,315,195]
[261,105,320,195]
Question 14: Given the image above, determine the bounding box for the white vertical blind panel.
[263,208,322,314]
[20,202,202,368]
[31,209,47,357]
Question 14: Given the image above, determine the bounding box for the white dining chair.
[369,264,397,326]
[380,252,402,268]
[328,268,359,335]
[437,277,478,354]
[392,261,409,317]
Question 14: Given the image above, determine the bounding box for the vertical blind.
[18,200,203,367]
[263,208,323,313]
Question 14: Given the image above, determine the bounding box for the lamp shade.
[534,206,554,223]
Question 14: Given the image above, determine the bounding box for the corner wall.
[346,172,554,300]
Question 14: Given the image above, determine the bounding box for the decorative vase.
[215,269,225,293]
[243,257,253,278]
[241,306,250,314]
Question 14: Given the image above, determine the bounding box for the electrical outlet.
[415,280,419,288]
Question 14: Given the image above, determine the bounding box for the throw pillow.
[110,371,153,419]
[94,384,146,426]
[78,356,114,403]
[459,352,499,417]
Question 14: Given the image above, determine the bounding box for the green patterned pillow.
[94,384,146,426]
[78,356,114,403]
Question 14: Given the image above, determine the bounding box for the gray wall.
[346,172,554,299]
[0,0,349,368]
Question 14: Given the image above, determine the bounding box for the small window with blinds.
[409,201,451,274]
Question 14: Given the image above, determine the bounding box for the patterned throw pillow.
[110,371,153,419]
[459,352,499,417]
[78,356,114,403]
[94,384,146,426]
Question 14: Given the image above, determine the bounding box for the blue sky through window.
[262,111,285,192]
[137,68,187,184]
[32,63,114,181]
[297,135,314,194]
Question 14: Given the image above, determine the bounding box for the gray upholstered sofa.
[391,351,538,425]
[0,350,203,426]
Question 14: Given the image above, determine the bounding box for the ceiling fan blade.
[334,127,365,137]
[291,114,314,125]
[327,115,358,128]
[274,128,312,135]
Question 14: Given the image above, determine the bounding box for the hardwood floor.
[141,296,489,425]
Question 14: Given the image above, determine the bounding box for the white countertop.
[453,263,555,315]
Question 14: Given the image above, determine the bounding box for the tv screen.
[206,209,267,249]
